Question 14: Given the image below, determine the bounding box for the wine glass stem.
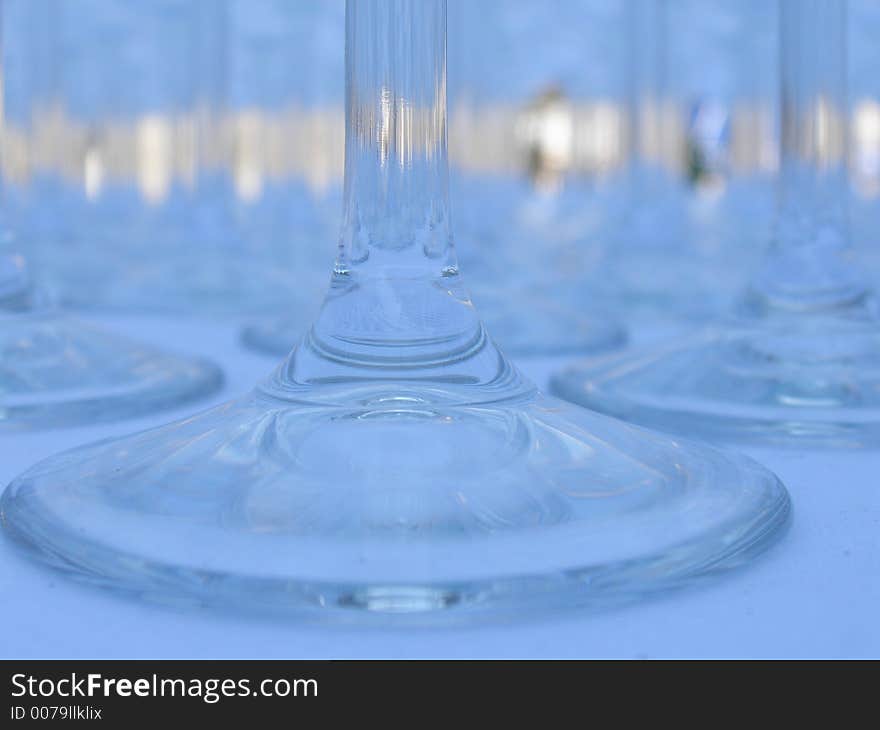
[336,0,456,280]
[780,0,848,249]
[752,0,869,312]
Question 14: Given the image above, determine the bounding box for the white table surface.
[1,312,877,659]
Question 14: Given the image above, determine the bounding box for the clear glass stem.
[273,0,519,400]
[337,0,455,277]
[750,0,870,315]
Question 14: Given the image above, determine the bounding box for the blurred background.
[0,0,877,345]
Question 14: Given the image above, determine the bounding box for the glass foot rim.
[1,451,790,624]
[0,313,224,431]
[550,328,880,448]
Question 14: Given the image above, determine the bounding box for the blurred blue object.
[553,0,880,449]
[445,0,629,355]
[0,0,224,429]
[2,0,341,316]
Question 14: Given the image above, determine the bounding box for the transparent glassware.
[9,0,188,306]
[242,0,627,360]
[95,0,294,316]
[553,0,880,448]
[5,0,296,317]
[672,0,777,299]
[441,0,627,357]
[120,0,341,317]
[240,260,625,359]
[849,0,880,287]
[0,306,224,430]
[238,0,349,358]
[2,0,790,620]
[0,2,223,429]
[588,0,729,326]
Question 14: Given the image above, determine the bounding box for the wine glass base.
[470,281,627,357]
[2,384,790,622]
[551,320,880,448]
[480,303,626,357]
[0,310,223,430]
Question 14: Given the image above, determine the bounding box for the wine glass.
[553,0,880,448]
[2,0,790,619]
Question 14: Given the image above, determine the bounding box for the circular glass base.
[0,310,223,430]
[476,289,627,357]
[2,381,790,621]
[551,319,880,448]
